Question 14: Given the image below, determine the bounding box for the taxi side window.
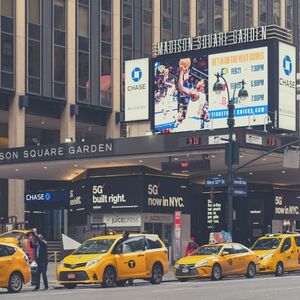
[0,245,14,257]
[146,236,163,250]
[294,237,300,247]
[233,244,249,254]
[281,238,291,253]
[118,236,145,254]
[222,245,235,254]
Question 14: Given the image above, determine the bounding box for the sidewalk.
[47,262,176,287]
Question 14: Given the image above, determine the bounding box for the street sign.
[205,177,227,187]
[233,177,247,186]
[233,187,248,197]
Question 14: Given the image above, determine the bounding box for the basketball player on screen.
[178,58,210,129]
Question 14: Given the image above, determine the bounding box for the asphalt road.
[1,274,300,300]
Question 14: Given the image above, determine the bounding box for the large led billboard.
[153,47,268,133]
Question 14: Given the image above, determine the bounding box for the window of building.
[214,0,223,33]
[77,0,90,103]
[53,0,66,99]
[1,0,14,90]
[197,0,207,35]
[230,0,238,30]
[272,0,280,25]
[161,0,172,41]
[259,0,267,26]
[27,0,41,95]
[142,0,153,57]
[286,0,293,30]
[180,0,189,38]
[244,0,253,28]
[100,0,112,108]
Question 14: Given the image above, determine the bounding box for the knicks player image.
[178,58,210,129]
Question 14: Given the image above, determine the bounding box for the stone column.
[8,0,26,223]
[189,0,197,36]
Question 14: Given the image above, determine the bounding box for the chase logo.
[45,192,51,201]
[131,67,142,82]
[283,55,292,76]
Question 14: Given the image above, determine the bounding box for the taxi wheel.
[102,266,116,288]
[275,262,284,277]
[7,272,23,293]
[150,263,163,284]
[63,283,77,289]
[246,262,256,278]
[211,264,222,281]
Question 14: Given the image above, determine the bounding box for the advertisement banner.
[144,175,190,213]
[69,180,87,213]
[153,46,268,133]
[125,58,149,121]
[88,176,143,212]
[278,42,296,131]
[274,190,300,220]
[103,214,142,227]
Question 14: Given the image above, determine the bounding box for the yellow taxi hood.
[177,255,216,265]
[63,253,106,264]
[252,249,275,258]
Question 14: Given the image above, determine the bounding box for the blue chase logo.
[131,67,142,82]
[44,192,52,201]
[283,55,292,76]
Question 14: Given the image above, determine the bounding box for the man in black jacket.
[30,231,49,291]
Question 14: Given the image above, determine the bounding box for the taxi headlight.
[59,260,64,267]
[174,262,179,268]
[86,258,101,267]
[262,253,273,260]
[195,260,209,268]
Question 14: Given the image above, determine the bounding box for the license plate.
[67,273,76,279]
[182,267,189,273]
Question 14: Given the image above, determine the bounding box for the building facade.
[0,0,300,242]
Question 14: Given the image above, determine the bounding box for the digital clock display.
[186,136,201,145]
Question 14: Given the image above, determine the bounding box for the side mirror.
[221,251,229,256]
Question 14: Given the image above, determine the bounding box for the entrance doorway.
[144,222,173,248]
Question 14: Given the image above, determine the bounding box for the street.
[1,274,300,300]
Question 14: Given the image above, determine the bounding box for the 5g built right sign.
[278,42,296,131]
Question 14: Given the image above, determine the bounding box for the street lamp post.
[213,72,248,235]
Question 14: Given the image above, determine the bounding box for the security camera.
[252,116,257,122]
[202,154,209,160]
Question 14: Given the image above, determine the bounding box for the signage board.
[69,180,87,213]
[207,199,222,227]
[88,176,143,212]
[278,42,296,131]
[174,211,181,260]
[103,214,142,227]
[205,177,227,187]
[208,134,236,145]
[153,45,268,133]
[233,187,248,197]
[274,190,300,220]
[144,176,189,213]
[125,58,149,121]
[246,134,263,145]
[25,190,68,202]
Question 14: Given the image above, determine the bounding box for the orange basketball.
[179,58,191,69]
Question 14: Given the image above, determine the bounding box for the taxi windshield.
[0,232,24,241]
[191,245,222,256]
[252,238,282,250]
[73,239,115,255]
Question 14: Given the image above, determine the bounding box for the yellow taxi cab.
[0,242,31,293]
[0,230,34,247]
[174,242,259,281]
[252,233,300,276]
[57,233,169,289]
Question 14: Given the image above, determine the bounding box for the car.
[0,242,31,293]
[0,230,34,248]
[57,233,169,289]
[174,242,259,281]
[252,233,300,276]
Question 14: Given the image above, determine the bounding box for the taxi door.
[220,245,239,275]
[280,238,296,270]
[293,236,300,270]
[115,236,147,279]
[232,244,248,274]
[0,245,13,285]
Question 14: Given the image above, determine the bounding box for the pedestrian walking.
[30,230,49,291]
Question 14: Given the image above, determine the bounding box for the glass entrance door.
[144,222,173,248]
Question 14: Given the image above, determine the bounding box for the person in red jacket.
[184,237,198,256]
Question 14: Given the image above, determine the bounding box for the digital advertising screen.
[153,46,269,133]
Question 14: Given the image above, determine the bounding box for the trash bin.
[30,261,38,286]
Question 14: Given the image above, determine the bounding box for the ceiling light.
[211,155,216,158]
[174,157,178,161]
[262,158,267,161]
[218,174,221,177]
[139,160,143,163]
[44,166,48,169]
[15,168,19,171]
[41,119,45,125]
[249,172,253,175]
[282,170,286,174]
[74,164,78,167]
[240,155,243,158]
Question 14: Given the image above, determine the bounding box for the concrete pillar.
[60,0,76,143]
[252,0,259,27]
[106,0,121,139]
[280,0,286,28]
[8,0,26,223]
[153,0,161,45]
[189,0,197,36]
[223,0,229,32]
